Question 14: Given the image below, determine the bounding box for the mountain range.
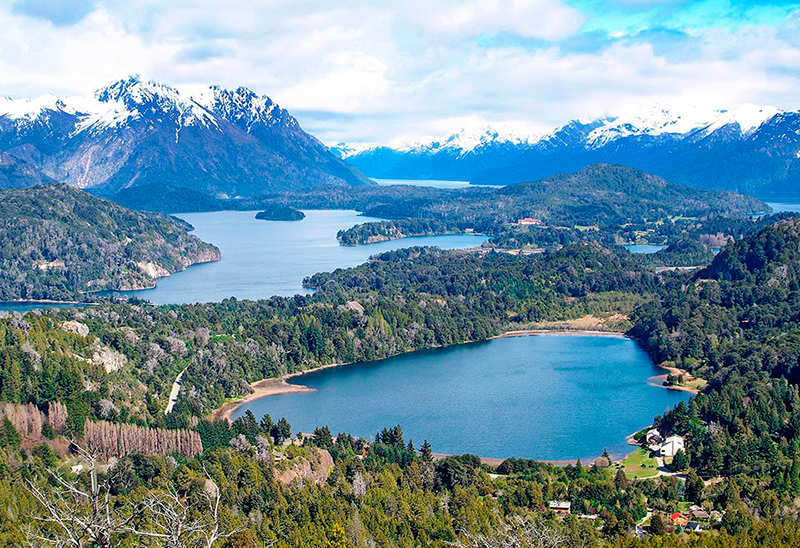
[0,76,370,198]
[336,104,800,195]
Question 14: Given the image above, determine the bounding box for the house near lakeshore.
[517,217,542,225]
[660,435,685,458]
[549,501,572,517]
[646,429,663,445]
[690,506,711,521]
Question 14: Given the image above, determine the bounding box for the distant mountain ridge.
[0,76,371,197]
[338,104,800,194]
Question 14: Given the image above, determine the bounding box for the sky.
[1,0,800,145]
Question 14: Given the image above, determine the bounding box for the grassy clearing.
[618,448,659,479]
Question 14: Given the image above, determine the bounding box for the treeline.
[3,415,797,546]
[337,219,465,245]
[84,420,203,459]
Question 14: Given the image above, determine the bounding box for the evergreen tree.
[420,440,433,462]
[685,468,704,503]
[649,514,665,535]
[672,449,688,471]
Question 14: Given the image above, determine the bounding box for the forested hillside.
[2,218,800,545]
[294,164,768,248]
[0,184,220,301]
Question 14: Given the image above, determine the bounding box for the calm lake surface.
[0,302,91,313]
[622,244,668,254]
[767,201,800,214]
[108,209,486,304]
[374,178,472,189]
[232,334,688,460]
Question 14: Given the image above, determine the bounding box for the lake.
[107,209,486,304]
[622,244,667,254]
[231,334,688,461]
[0,302,91,313]
[374,178,472,189]
[767,201,800,214]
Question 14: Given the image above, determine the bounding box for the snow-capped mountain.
[340,104,800,194]
[0,75,370,197]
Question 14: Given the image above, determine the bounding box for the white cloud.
[0,0,799,145]
[424,0,585,41]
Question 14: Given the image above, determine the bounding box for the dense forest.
[0,185,220,301]
[3,209,800,544]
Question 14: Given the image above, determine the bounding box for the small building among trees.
[548,501,571,517]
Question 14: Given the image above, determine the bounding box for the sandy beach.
[212,361,357,421]
[496,329,625,339]
[647,364,703,395]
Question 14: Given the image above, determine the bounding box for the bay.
[108,209,486,304]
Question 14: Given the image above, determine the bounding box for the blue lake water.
[0,302,91,313]
[622,244,667,254]
[106,209,486,304]
[374,178,472,189]
[767,202,800,214]
[232,334,688,460]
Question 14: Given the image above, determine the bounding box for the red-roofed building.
[670,512,689,526]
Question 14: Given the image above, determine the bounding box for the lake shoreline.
[210,330,687,467]
[213,329,630,422]
[647,364,703,395]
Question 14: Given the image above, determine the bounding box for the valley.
[2,53,800,548]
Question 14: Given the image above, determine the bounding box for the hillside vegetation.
[0,184,220,301]
[1,218,800,544]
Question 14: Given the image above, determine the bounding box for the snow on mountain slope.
[0,94,68,120]
[339,125,543,158]
[0,75,370,195]
[339,103,785,156]
[696,104,781,137]
[340,103,798,194]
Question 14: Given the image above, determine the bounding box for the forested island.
[2,211,800,545]
[255,204,305,221]
[0,185,221,301]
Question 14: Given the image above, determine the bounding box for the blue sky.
[1,0,800,144]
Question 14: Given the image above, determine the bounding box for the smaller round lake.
[232,334,688,461]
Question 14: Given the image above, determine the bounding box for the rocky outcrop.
[273,448,333,486]
[60,320,89,338]
[89,341,127,373]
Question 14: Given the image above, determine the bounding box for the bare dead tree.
[25,444,246,548]
[126,471,245,548]
[24,443,134,548]
[448,515,569,548]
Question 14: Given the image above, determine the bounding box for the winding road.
[164,368,186,415]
